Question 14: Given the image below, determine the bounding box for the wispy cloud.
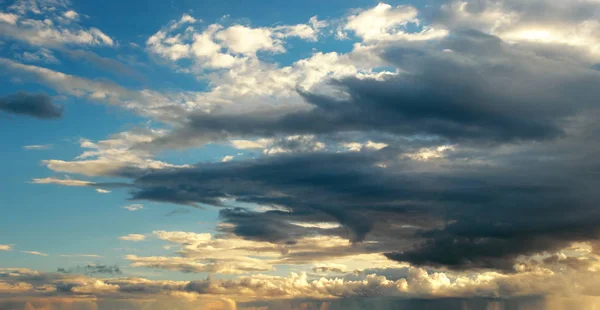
[119,234,146,241]
[21,251,48,256]
[23,144,53,150]
[122,204,143,211]
[59,254,103,258]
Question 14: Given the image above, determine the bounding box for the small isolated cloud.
[59,254,102,258]
[0,244,13,251]
[23,144,53,150]
[122,204,143,211]
[31,177,93,187]
[96,189,111,194]
[119,234,146,241]
[63,10,79,20]
[0,92,63,119]
[221,155,234,162]
[21,251,48,256]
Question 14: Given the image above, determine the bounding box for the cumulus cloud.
[0,92,62,119]
[343,3,446,41]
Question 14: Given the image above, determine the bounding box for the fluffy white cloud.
[344,3,448,42]
[273,16,326,41]
[0,12,19,25]
[216,25,283,55]
[63,10,78,20]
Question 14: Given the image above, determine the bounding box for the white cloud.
[96,189,111,194]
[122,204,143,211]
[63,10,78,20]
[215,25,283,55]
[40,131,186,177]
[290,222,341,229]
[0,12,19,25]
[345,3,418,40]
[1,0,113,48]
[23,144,53,150]
[221,155,234,162]
[30,177,93,187]
[404,145,455,161]
[119,234,146,241]
[341,141,388,152]
[59,254,102,258]
[0,245,13,251]
[273,16,327,42]
[21,251,48,256]
[231,138,274,149]
[1,19,113,47]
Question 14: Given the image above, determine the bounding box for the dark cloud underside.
[0,92,63,119]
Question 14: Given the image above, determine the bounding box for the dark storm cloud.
[101,30,600,271]
[0,92,63,119]
[143,30,600,152]
[123,126,600,271]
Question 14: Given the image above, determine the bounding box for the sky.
[2,0,600,309]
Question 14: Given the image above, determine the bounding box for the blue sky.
[0,0,415,281]
[2,0,600,309]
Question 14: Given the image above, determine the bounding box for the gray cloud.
[0,92,63,119]
[118,123,600,270]
[57,265,122,276]
[143,30,600,152]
